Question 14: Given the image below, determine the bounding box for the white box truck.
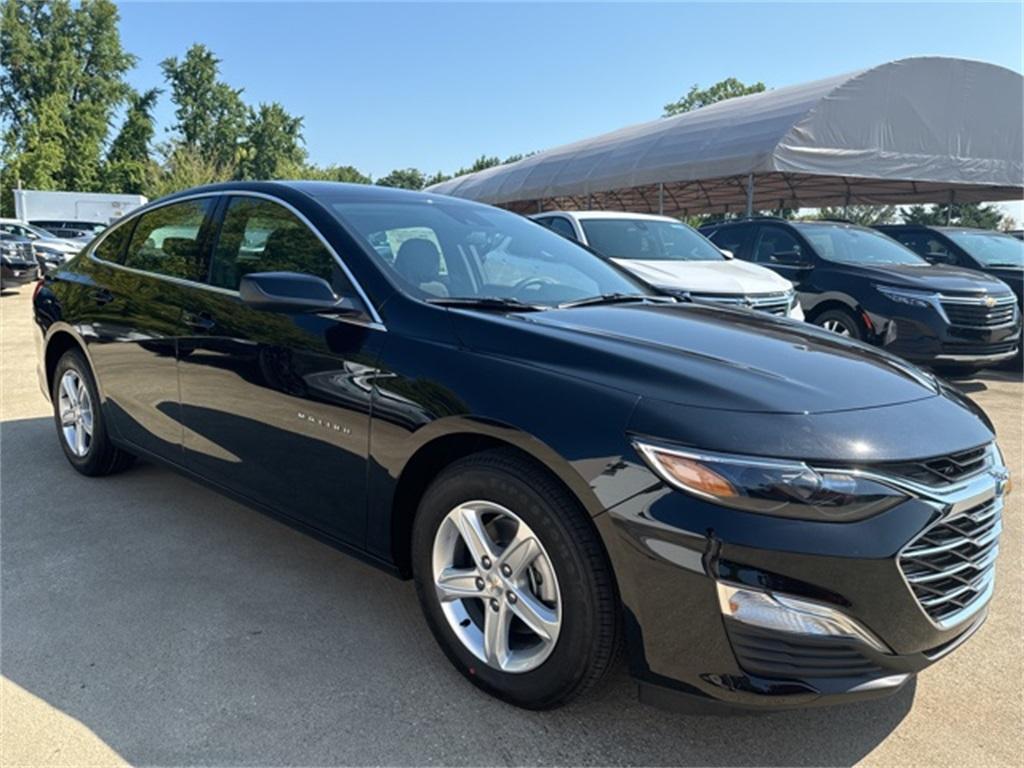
[13,189,147,227]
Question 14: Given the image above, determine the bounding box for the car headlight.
[874,284,937,308]
[634,442,907,522]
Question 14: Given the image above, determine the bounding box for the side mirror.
[239,272,357,314]
[771,250,813,268]
[925,252,956,266]
[719,248,735,259]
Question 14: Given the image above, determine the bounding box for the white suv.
[532,211,804,320]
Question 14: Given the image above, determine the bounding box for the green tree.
[376,167,426,190]
[663,77,766,117]
[148,143,232,199]
[300,163,372,184]
[1,0,135,212]
[237,102,306,180]
[901,203,1005,229]
[815,205,898,226]
[103,87,159,193]
[160,44,247,170]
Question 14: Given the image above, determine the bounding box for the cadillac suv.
[34,182,1010,711]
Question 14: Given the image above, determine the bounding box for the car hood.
[611,258,791,294]
[34,238,80,254]
[842,263,1011,294]
[452,302,941,415]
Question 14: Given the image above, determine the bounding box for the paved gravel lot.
[2,285,1021,767]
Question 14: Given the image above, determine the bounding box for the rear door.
[177,194,385,545]
[86,197,217,461]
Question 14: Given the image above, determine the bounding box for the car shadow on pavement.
[1,415,912,767]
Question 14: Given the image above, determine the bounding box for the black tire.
[411,448,621,709]
[813,308,864,341]
[51,349,135,476]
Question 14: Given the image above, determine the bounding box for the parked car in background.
[700,219,1020,371]
[533,211,803,319]
[0,218,81,270]
[874,225,1023,310]
[34,181,1009,712]
[0,232,40,289]
[29,219,107,243]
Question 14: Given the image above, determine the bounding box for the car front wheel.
[411,449,621,709]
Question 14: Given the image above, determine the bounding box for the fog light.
[717,583,889,653]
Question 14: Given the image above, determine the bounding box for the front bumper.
[1,262,40,286]
[600,446,1006,712]
[864,298,1021,368]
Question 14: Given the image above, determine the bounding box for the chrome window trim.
[86,189,386,330]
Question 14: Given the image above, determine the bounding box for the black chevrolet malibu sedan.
[33,182,1010,711]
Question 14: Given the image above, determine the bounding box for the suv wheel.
[815,308,863,340]
[411,449,620,709]
[52,349,135,476]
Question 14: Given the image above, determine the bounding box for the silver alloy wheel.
[821,318,852,336]
[432,500,562,673]
[58,369,93,457]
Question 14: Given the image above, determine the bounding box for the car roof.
[535,210,681,223]
[157,180,480,207]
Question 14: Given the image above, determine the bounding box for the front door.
[177,194,384,545]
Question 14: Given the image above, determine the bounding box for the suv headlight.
[634,442,907,522]
[874,284,938,308]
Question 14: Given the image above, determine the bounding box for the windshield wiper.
[426,296,545,312]
[558,293,680,309]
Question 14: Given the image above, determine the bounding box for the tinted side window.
[124,199,214,281]
[707,225,751,259]
[93,220,135,263]
[209,197,358,299]
[752,226,804,263]
[548,217,578,241]
[893,231,955,261]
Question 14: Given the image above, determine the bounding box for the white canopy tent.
[426,57,1024,217]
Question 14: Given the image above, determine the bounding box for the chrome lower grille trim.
[691,291,792,316]
[899,493,1003,628]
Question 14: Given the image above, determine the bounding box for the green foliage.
[299,164,372,185]
[376,167,426,190]
[103,87,160,194]
[237,102,307,180]
[663,77,766,117]
[160,44,248,170]
[146,143,232,199]
[901,203,1005,229]
[1,0,135,213]
[815,205,898,226]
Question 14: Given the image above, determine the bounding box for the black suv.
[701,219,1020,370]
[875,225,1023,311]
[34,183,1009,712]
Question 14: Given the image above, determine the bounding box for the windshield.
[26,223,59,238]
[580,218,724,262]
[946,230,1024,268]
[794,223,927,266]
[328,198,651,307]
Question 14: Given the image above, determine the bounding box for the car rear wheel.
[411,449,621,709]
[52,349,135,476]
[814,308,863,340]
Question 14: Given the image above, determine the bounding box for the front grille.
[899,497,1002,625]
[940,294,1017,327]
[726,624,883,679]
[1,242,35,265]
[875,444,992,487]
[692,291,792,316]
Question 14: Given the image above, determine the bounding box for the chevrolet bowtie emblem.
[984,295,998,308]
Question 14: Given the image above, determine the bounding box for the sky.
[116,1,1024,218]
